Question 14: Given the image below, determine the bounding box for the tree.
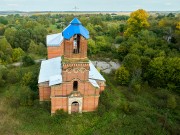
[124,9,150,36]
[12,48,25,62]
[147,57,165,87]
[88,38,98,55]
[7,69,20,84]
[0,37,13,64]
[32,25,48,44]
[28,40,46,56]
[14,29,31,51]
[95,36,111,52]
[115,66,130,85]
[22,55,35,66]
[4,27,17,48]
[28,40,37,53]
[0,24,5,35]
[147,57,180,90]
[21,72,33,86]
[123,54,141,74]
[0,17,8,25]
[176,22,180,30]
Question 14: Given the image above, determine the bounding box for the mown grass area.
[0,65,179,135]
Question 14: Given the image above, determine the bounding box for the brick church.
[38,18,106,114]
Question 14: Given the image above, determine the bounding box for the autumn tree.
[124,9,150,36]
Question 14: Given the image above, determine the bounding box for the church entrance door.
[71,101,79,113]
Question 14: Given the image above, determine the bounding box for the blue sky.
[0,0,179,11]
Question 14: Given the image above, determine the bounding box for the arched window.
[73,34,80,54]
[73,81,78,91]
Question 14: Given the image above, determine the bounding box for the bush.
[21,70,39,94]
[53,109,68,123]
[115,66,130,85]
[22,55,35,66]
[123,54,141,74]
[21,72,33,86]
[167,95,177,109]
[5,86,35,108]
[0,65,7,87]
[7,69,20,84]
[12,48,25,62]
[115,36,124,44]
[120,101,131,114]
[132,84,141,94]
[97,104,106,116]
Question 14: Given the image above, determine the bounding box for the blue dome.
[62,18,89,39]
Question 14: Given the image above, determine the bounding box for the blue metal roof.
[62,18,89,39]
[70,18,81,24]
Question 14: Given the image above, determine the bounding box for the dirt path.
[10,58,46,67]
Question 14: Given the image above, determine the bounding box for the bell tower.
[62,18,90,81]
[63,18,89,60]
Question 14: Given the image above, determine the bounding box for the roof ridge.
[70,18,81,24]
[48,33,62,44]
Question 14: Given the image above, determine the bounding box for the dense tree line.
[114,10,180,93]
[0,11,180,92]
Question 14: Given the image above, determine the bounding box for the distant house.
[38,18,106,114]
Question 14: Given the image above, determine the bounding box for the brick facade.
[38,18,105,114]
[47,42,64,59]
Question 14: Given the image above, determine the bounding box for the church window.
[73,81,78,91]
[73,34,80,54]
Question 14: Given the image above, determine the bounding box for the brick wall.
[83,96,99,111]
[62,67,89,82]
[64,36,87,59]
[51,97,68,113]
[39,82,51,101]
[47,42,64,59]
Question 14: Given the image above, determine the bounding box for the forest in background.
[0,10,180,135]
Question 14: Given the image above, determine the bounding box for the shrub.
[21,72,33,86]
[115,66,130,85]
[115,36,124,44]
[0,65,7,87]
[12,48,25,62]
[123,53,141,74]
[22,55,35,66]
[120,101,131,114]
[132,84,141,94]
[53,109,68,123]
[167,95,177,109]
[21,69,38,93]
[97,104,106,116]
[7,69,20,84]
[5,86,34,108]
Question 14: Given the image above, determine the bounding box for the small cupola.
[63,18,89,59]
[62,18,89,40]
